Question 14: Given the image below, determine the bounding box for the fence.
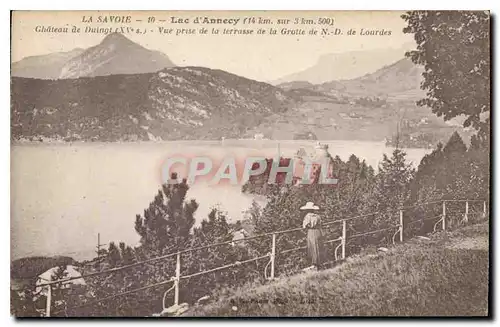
[35,199,488,317]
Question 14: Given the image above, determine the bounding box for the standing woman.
[300,202,324,270]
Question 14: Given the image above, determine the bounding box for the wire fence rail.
[35,198,488,317]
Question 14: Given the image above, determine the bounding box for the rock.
[162,305,180,315]
[176,303,189,316]
[196,295,210,305]
[231,306,238,311]
[302,265,317,272]
[377,247,389,252]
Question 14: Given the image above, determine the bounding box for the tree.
[119,242,135,265]
[242,200,262,233]
[411,142,445,203]
[359,149,415,248]
[181,208,255,302]
[412,132,476,201]
[49,265,69,315]
[407,132,489,233]
[372,149,415,212]
[402,11,490,144]
[107,242,121,268]
[134,174,198,255]
[443,131,467,156]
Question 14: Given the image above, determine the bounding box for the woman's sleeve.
[302,214,310,229]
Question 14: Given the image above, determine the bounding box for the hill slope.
[11,67,295,142]
[11,48,85,79]
[315,58,425,98]
[11,255,76,280]
[185,223,489,317]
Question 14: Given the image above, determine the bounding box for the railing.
[35,199,488,317]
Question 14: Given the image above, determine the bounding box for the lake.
[11,140,431,261]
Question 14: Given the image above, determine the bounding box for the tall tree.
[364,149,415,244]
[134,174,198,255]
[372,149,415,211]
[402,11,490,143]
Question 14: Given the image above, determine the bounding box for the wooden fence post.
[45,285,52,317]
[270,233,276,279]
[464,201,469,223]
[174,252,181,306]
[399,210,404,242]
[442,201,446,231]
[341,220,346,260]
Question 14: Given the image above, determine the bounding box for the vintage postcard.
[10,10,490,317]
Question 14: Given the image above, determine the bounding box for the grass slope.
[185,223,489,317]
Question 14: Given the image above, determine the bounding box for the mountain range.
[11,33,175,79]
[11,33,443,143]
[272,43,415,85]
[252,57,462,145]
[279,57,426,99]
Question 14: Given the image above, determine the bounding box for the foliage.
[354,96,387,108]
[11,285,39,317]
[411,131,488,202]
[181,208,260,303]
[402,11,490,143]
[11,256,75,280]
[134,175,198,255]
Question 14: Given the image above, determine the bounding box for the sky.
[11,11,415,82]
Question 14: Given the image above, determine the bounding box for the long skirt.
[307,229,323,266]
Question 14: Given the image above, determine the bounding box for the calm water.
[11,140,431,261]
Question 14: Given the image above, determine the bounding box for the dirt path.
[446,235,489,251]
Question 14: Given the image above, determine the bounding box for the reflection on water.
[11,140,431,261]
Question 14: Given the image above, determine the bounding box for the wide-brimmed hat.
[300,202,320,210]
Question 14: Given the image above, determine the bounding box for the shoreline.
[11,138,431,150]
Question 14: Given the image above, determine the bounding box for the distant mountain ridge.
[273,44,415,85]
[316,58,425,97]
[279,58,425,98]
[11,67,296,142]
[11,48,85,79]
[11,33,175,79]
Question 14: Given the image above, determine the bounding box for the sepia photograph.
[9,10,491,318]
